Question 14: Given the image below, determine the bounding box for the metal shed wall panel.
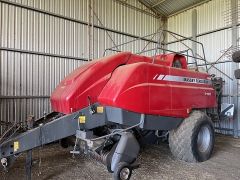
[168,0,230,36]
[0,0,160,129]
[196,0,230,34]
[95,0,158,36]
[167,10,192,40]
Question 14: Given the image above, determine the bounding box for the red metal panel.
[51,52,217,118]
[50,52,131,114]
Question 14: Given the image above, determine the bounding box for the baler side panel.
[98,63,173,115]
[99,62,217,118]
[168,67,216,111]
[98,63,151,114]
[149,66,217,117]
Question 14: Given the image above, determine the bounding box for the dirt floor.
[0,134,240,180]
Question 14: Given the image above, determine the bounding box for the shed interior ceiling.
[137,0,208,17]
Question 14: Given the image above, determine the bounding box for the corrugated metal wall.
[167,0,237,135]
[0,0,161,131]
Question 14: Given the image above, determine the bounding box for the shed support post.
[192,9,197,67]
[162,17,168,54]
[231,0,239,137]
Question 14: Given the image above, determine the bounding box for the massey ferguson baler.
[0,51,222,180]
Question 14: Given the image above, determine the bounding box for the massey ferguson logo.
[183,77,196,83]
[183,77,209,84]
[154,74,211,85]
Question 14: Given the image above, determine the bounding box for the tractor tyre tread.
[169,111,214,163]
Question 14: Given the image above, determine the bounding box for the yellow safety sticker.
[97,106,104,113]
[14,141,19,152]
[79,116,86,123]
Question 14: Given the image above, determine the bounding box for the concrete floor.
[0,134,240,180]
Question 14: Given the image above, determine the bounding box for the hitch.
[87,96,96,114]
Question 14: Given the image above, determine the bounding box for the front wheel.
[169,111,215,162]
[113,162,132,180]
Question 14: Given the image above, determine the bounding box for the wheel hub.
[197,125,211,153]
[120,167,130,180]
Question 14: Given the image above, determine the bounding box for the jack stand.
[25,115,35,180]
[26,150,32,180]
[70,138,81,158]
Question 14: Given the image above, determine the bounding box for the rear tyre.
[232,51,240,62]
[169,111,214,162]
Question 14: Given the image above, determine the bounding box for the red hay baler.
[0,33,223,180]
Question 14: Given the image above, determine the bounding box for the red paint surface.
[51,52,217,118]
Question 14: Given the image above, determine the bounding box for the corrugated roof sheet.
[139,0,207,16]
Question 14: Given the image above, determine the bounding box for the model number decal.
[154,74,211,85]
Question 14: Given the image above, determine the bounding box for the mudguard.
[111,132,140,172]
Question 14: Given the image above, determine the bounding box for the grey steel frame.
[104,29,235,81]
[0,112,79,159]
[0,104,182,159]
[104,29,208,72]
